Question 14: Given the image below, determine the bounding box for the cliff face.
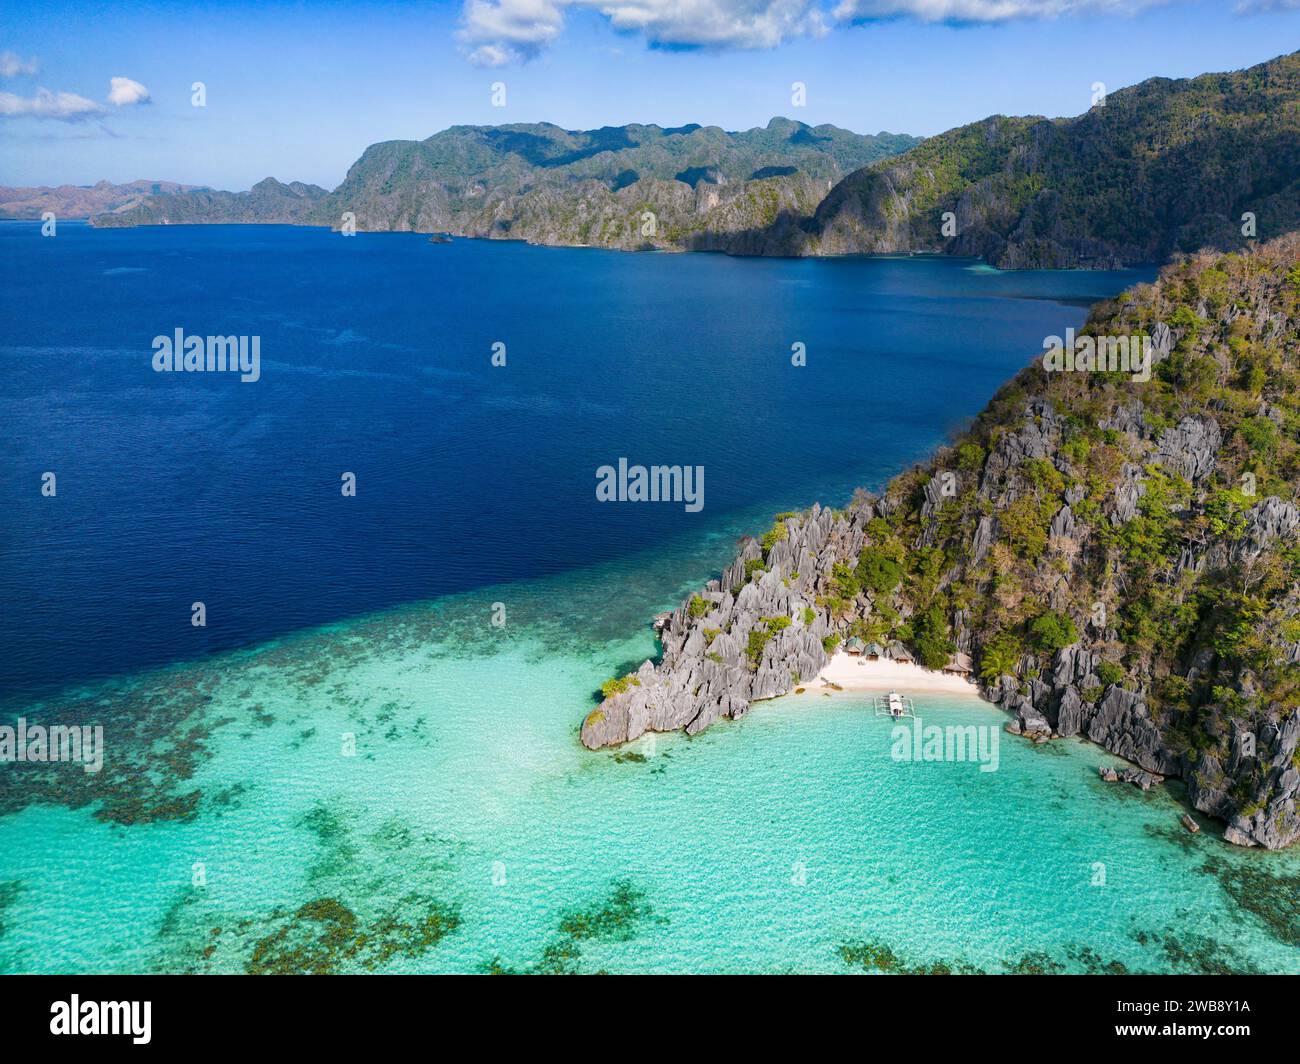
[322,162,833,251]
[732,50,1300,268]
[313,119,918,245]
[585,233,1300,851]
[581,505,843,749]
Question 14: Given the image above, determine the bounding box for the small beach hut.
[886,640,913,665]
[863,642,884,661]
[845,636,866,655]
[943,651,973,677]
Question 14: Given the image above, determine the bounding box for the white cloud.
[832,0,1167,20]
[458,0,828,65]
[467,42,519,66]
[589,0,827,48]
[459,0,1178,63]
[107,76,151,106]
[0,51,40,78]
[0,75,152,121]
[460,0,566,65]
[0,87,104,120]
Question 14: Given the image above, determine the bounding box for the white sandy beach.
[804,651,982,697]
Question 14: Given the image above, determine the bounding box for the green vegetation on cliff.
[586,232,1300,852]
[849,232,1300,846]
[746,50,1300,268]
[94,119,918,247]
[87,50,1300,270]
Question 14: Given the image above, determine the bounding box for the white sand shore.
[805,651,982,698]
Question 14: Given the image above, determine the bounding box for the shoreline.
[64,219,1146,272]
[803,651,983,698]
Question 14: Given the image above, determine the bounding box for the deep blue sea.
[1,222,1148,698]
[8,223,1297,976]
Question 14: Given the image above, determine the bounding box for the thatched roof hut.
[886,640,913,664]
[944,651,973,676]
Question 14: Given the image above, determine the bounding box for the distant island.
[585,231,1300,852]
[90,176,328,227]
[0,179,203,220]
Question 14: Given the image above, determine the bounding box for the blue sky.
[2,0,1299,189]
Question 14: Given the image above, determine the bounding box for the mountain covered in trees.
[720,50,1300,267]
[91,120,918,245]
[585,232,1300,851]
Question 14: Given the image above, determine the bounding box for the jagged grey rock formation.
[1154,415,1221,483]
[583,457,1300,850]
[584,426,1300,849]
[581,503,870,749]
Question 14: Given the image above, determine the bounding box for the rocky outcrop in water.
[583,503,863,748]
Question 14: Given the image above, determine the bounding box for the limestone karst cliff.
[585,233,1300,851]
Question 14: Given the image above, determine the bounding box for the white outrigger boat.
[873,690,917,719]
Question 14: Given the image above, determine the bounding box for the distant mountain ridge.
[0,179,203,220]
[721,50,1300,267]
[89,119,920,246]
[77,50,1300,269]
[93,177,328,227]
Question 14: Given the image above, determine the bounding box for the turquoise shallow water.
[1,528,1298,974]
